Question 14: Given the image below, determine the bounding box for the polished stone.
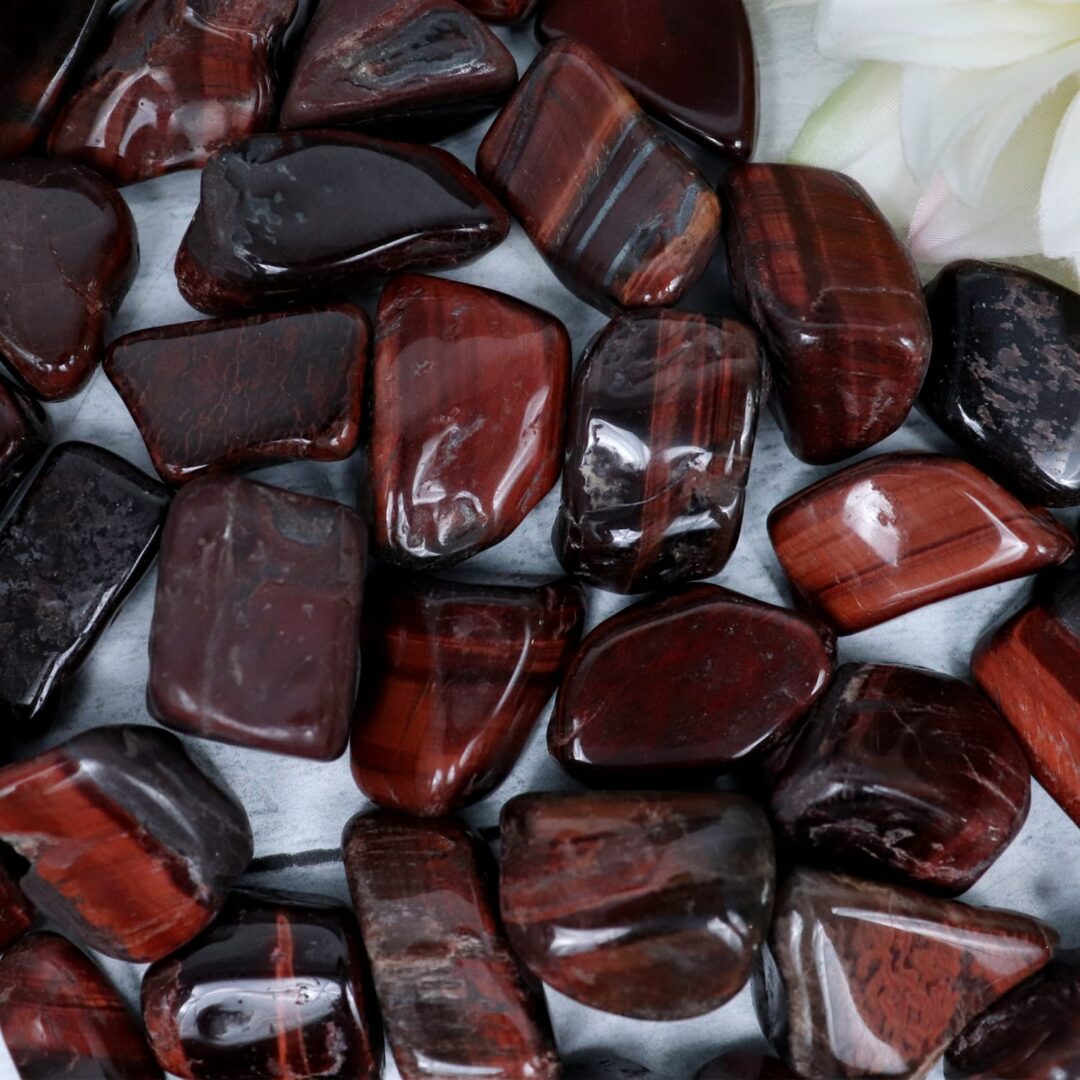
[149,475,365,760]
[768,663,1030,895]
[756,870,1057,1079]
[0,726,252,962]
[500,792,775,1020]
[0,161,138,400]
[372,275,569,569]
[177,131,510,315]
[141,888,380,1079]
[477,39,721,312]
[0,377,49,511]
[553,311,764,592]
[0,850,33,953]
[343,813,559,1080]
[352,574,584,816]
[727,164,932,464]
[564,1054,652,1078]
[549,584,835,784]
[105,305,368,485]
[695,1054,797,1079]
[768,452,1074,634]
[460,0,536,21]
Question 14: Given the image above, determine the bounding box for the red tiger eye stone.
[0,377,49,512]
[727,164,932,464]
[459,0,536,22]
[0,851,33,953]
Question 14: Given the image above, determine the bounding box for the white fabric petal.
[1039,82,1080,261]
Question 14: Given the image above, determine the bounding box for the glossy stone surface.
[550,584,835,784]
[0,932,162,1080]
[553,311,763,592]
[149,475,365,760]
[768,663,1030,895]
[727,164,932,464]
[460,0,536,22]
[0,851,33,953]
[0,377,49,511]
[756,870,1057,1079]
[0,161,138,401]
[0,725,252,962]
[141,888,380,1079]
[0,443,168,729]
[768,452,1074,634]
[343,814,559,1080]
[500,792,776,1020]
[177,131,510,315]
[372,275,569,569]
[105,306,368,485]
[477,39,721,312]
[695,1054,797,1079]
[538,0,756,157]
[48,0,298,184]
[281,0,517,136]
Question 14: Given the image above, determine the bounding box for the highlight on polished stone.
[141,888,381,1079]
[768,452,1075,634]
[105,305,369,485]
[477,39,721,312]
[343,813,560,1080]
[768,663,1030,895]
[553,310,764,592]
[149,475,365,761]
[176,132,510,315]
[756,869,1057,1079]
[371,275,569,569]
[460,0,536,21]
[549,584,835,785]
[0,377,49,512]
[695,1054,797,1079]
[0,725,253,962]
[500,791,775,1020]
[352,574,584,817]
[0,160,138,400]
[727,164,932,464]
[48,0,298,183]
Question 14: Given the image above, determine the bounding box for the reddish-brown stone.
[727,164,932,464]
[768,453,1074,634]
[695,1054,797,1079]
[0,851,33,953]
[460,0,536,22]
[0,377,49,511]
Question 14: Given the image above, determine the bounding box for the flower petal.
[1039,82,1080,261]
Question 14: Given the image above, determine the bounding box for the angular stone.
[0,443,169,729]
[176,132,510,315]
[0,161,138,400]
[695,1055,797,1079]
[549,584,835,784]
[768,452,1074,634]
[343,813,559,1080]
[281,0,517,137]
[0,377,49,511]
[48,0,298,184]
[0,850,33,953]
[149,475,365,760]
[105,306,368,486]
[500,792,775,1020]
[477,39,721,312]
[352,574,584,816]
[768,663,1030,895]
[727,164,932,464]
[0,725,252,962]
[538,0,756,157]
[756,870,1057,1079]
[141,888,381,1079]
[0,933,162,1079]
[372,275,569,569]
[460,0,536,21]
[564,1055,652,1078]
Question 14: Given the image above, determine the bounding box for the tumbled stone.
[756,870,1057,1079]
[142,888,380,1079]
[48,0,298,184]
[549,584,835,784]
[0,161,138,400]
[727,164,932,464]
[0,850,33,953]
[695,1054,797,1079]
[0,377,49,511]
[149,475,365,760]
[105,305,368,485]
[500,792,775,1020]
[768,453,1074,634]
[343,813,559,1080]
[0,933,162,1079]
[552,311,764,592]
[0,443,168,729]
[177,132,510,315]
[477,39,721,312]
[0,726,252,962]
[352,574,584,816]
[371,275,569,569]
[460,0,535,21]
[768,663,1030,895]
